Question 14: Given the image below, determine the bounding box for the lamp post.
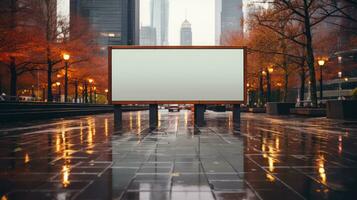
[63,53,70,102]
[93,86,97,104]
[318,59,325,102]
[105,89,109,104]
[266,66,273,102]
[246,83,250,107]
[338,71,342,100]
[88,79,93,104]
[56,82,61,102]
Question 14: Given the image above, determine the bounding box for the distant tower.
[151,0,169,45]
[180,19,192,46]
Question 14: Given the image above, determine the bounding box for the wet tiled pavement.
[1,110,357,200]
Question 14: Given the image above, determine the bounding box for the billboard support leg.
[114,105,122,131]
[233,104,241,132]
[194,104,205,127]
[149,104,158,129]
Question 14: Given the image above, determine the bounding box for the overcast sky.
[140,0,215,45]
[59,0,216,45]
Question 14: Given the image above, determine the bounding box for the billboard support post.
[194,104,205,127]
[149,104,158,128]
[114,105,122,131]
[233,104,241,131]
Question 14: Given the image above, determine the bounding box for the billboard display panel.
[109,46,246,104]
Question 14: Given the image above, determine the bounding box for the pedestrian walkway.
[0,111,357,200]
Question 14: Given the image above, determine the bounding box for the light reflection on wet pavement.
[0,110,357,200]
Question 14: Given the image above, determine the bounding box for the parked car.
[168,104,180,112]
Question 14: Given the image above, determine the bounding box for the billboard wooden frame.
[108,46,247,105]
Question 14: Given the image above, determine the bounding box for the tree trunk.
[47,59,53,102]
[299,68,306,107]
[258,73,264,107]
[283,70,289,102]
[304,0,318,107]
[84,82,88,103]
[266,70,271,102]
[74,80,78,103]
[9,57,17,96]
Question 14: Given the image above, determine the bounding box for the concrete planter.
[249,107,266,113]
[327,100,357,120]
[267,102,295,115]
[291,108,326,117]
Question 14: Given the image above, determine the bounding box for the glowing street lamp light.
[318,59,326,101]
[268,67,274,73]
[338,56,342,64]
[318,59,325,66]
[63,53,70,61]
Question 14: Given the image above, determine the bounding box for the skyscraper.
[180,19,192,46]
[215,0,243,45]
[150,0,169,45]
[70,0,140,47]
[140,26,157,45]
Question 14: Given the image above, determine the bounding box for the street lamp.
[93,86,97,104]
[266,66,273,102]
[338,71,342,100]
[105,89,109,104]
[88,79,93,103]
[246,84,250,106]
[318,59,325,102]
[56,82,61,102]
[63,53,70,103]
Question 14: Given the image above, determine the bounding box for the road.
[0,110,357,200]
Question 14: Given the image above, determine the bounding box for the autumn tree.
[27,0,101,102]
[254,0,342,107]
[0,0,41,96]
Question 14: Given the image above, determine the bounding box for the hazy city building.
[243,0,270,34]
[70,0,140,47]
[150,0,169,45]
[140,26,157,45]
[180,19,192,46]
[215,0,243,45]
[215,0,222,45]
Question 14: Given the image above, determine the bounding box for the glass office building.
[70,0,139,47]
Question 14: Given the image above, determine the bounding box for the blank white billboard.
[110,47,245,103]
